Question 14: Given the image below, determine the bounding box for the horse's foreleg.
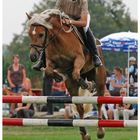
[44,60,63,81]
[45,60,54,75]
[97,103,105,139]
[73,55,89,89]
[65,79,90,140]
[72,55,85,80]
[95,66,106,139]
[96,88,105,139]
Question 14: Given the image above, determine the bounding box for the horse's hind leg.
[75,104,91,140]
[65,79,90,140]
[79,127,91,140]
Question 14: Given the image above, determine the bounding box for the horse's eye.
[38,33,44,38]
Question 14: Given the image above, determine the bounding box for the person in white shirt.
[113,88,135,120]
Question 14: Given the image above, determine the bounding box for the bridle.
[30,13,73,54]
[30,24,63,54]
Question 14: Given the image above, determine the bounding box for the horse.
[27,9,106,140]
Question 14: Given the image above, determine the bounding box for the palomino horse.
[27,9,106,140]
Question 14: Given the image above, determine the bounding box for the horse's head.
[27,9,62,62]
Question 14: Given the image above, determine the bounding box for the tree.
[89,0,137,38]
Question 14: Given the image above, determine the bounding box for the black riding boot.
[32,50,46,71]
[86,28,102,67]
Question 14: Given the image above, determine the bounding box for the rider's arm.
[70,14,88,27]
[70,0,89,27]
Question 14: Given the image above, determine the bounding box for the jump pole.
[3,118,137,127]
[3,96,138,104]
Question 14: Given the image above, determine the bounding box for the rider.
[33,0,102,71]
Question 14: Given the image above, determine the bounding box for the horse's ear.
[26,12,32,20]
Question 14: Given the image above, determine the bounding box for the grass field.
[3,126,137,140]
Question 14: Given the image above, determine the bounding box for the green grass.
[3,126,137,140]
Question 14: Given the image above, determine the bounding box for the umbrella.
[100,32,138,52]
[100,32,138,96]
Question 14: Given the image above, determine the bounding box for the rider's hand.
[62,18,72,25]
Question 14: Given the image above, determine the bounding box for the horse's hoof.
[78,78,88,89]
[97,127,105,139]
[72,71,80,81]
[85,134,91,140]
[80,133,91,140]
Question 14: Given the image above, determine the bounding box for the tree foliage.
[3,0,137,86]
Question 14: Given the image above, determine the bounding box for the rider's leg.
[77,27,102,67]
[86,28,102,67]
[32,50,46,71]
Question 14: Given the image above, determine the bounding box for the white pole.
[127,46,130,96]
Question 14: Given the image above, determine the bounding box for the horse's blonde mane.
[28,9,69,29]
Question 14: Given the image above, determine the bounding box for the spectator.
[64,104,73,119]
[128,57,138,97]
[7,54,26,93]
[15,93,34,118]
[22,77,32,95]
[132,104,138,117]
[52,80,67,96]
[52,80,68,113]
[128,56,137,84]
[13,77,34,118]
[113,88,135,120]
[101,90,114,120]
[105,70,111,90]
[109,67,126,96]
[7,54,26,117]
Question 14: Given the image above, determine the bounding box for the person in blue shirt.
[109,67,127,96]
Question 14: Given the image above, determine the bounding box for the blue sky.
[3,0,138,45]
